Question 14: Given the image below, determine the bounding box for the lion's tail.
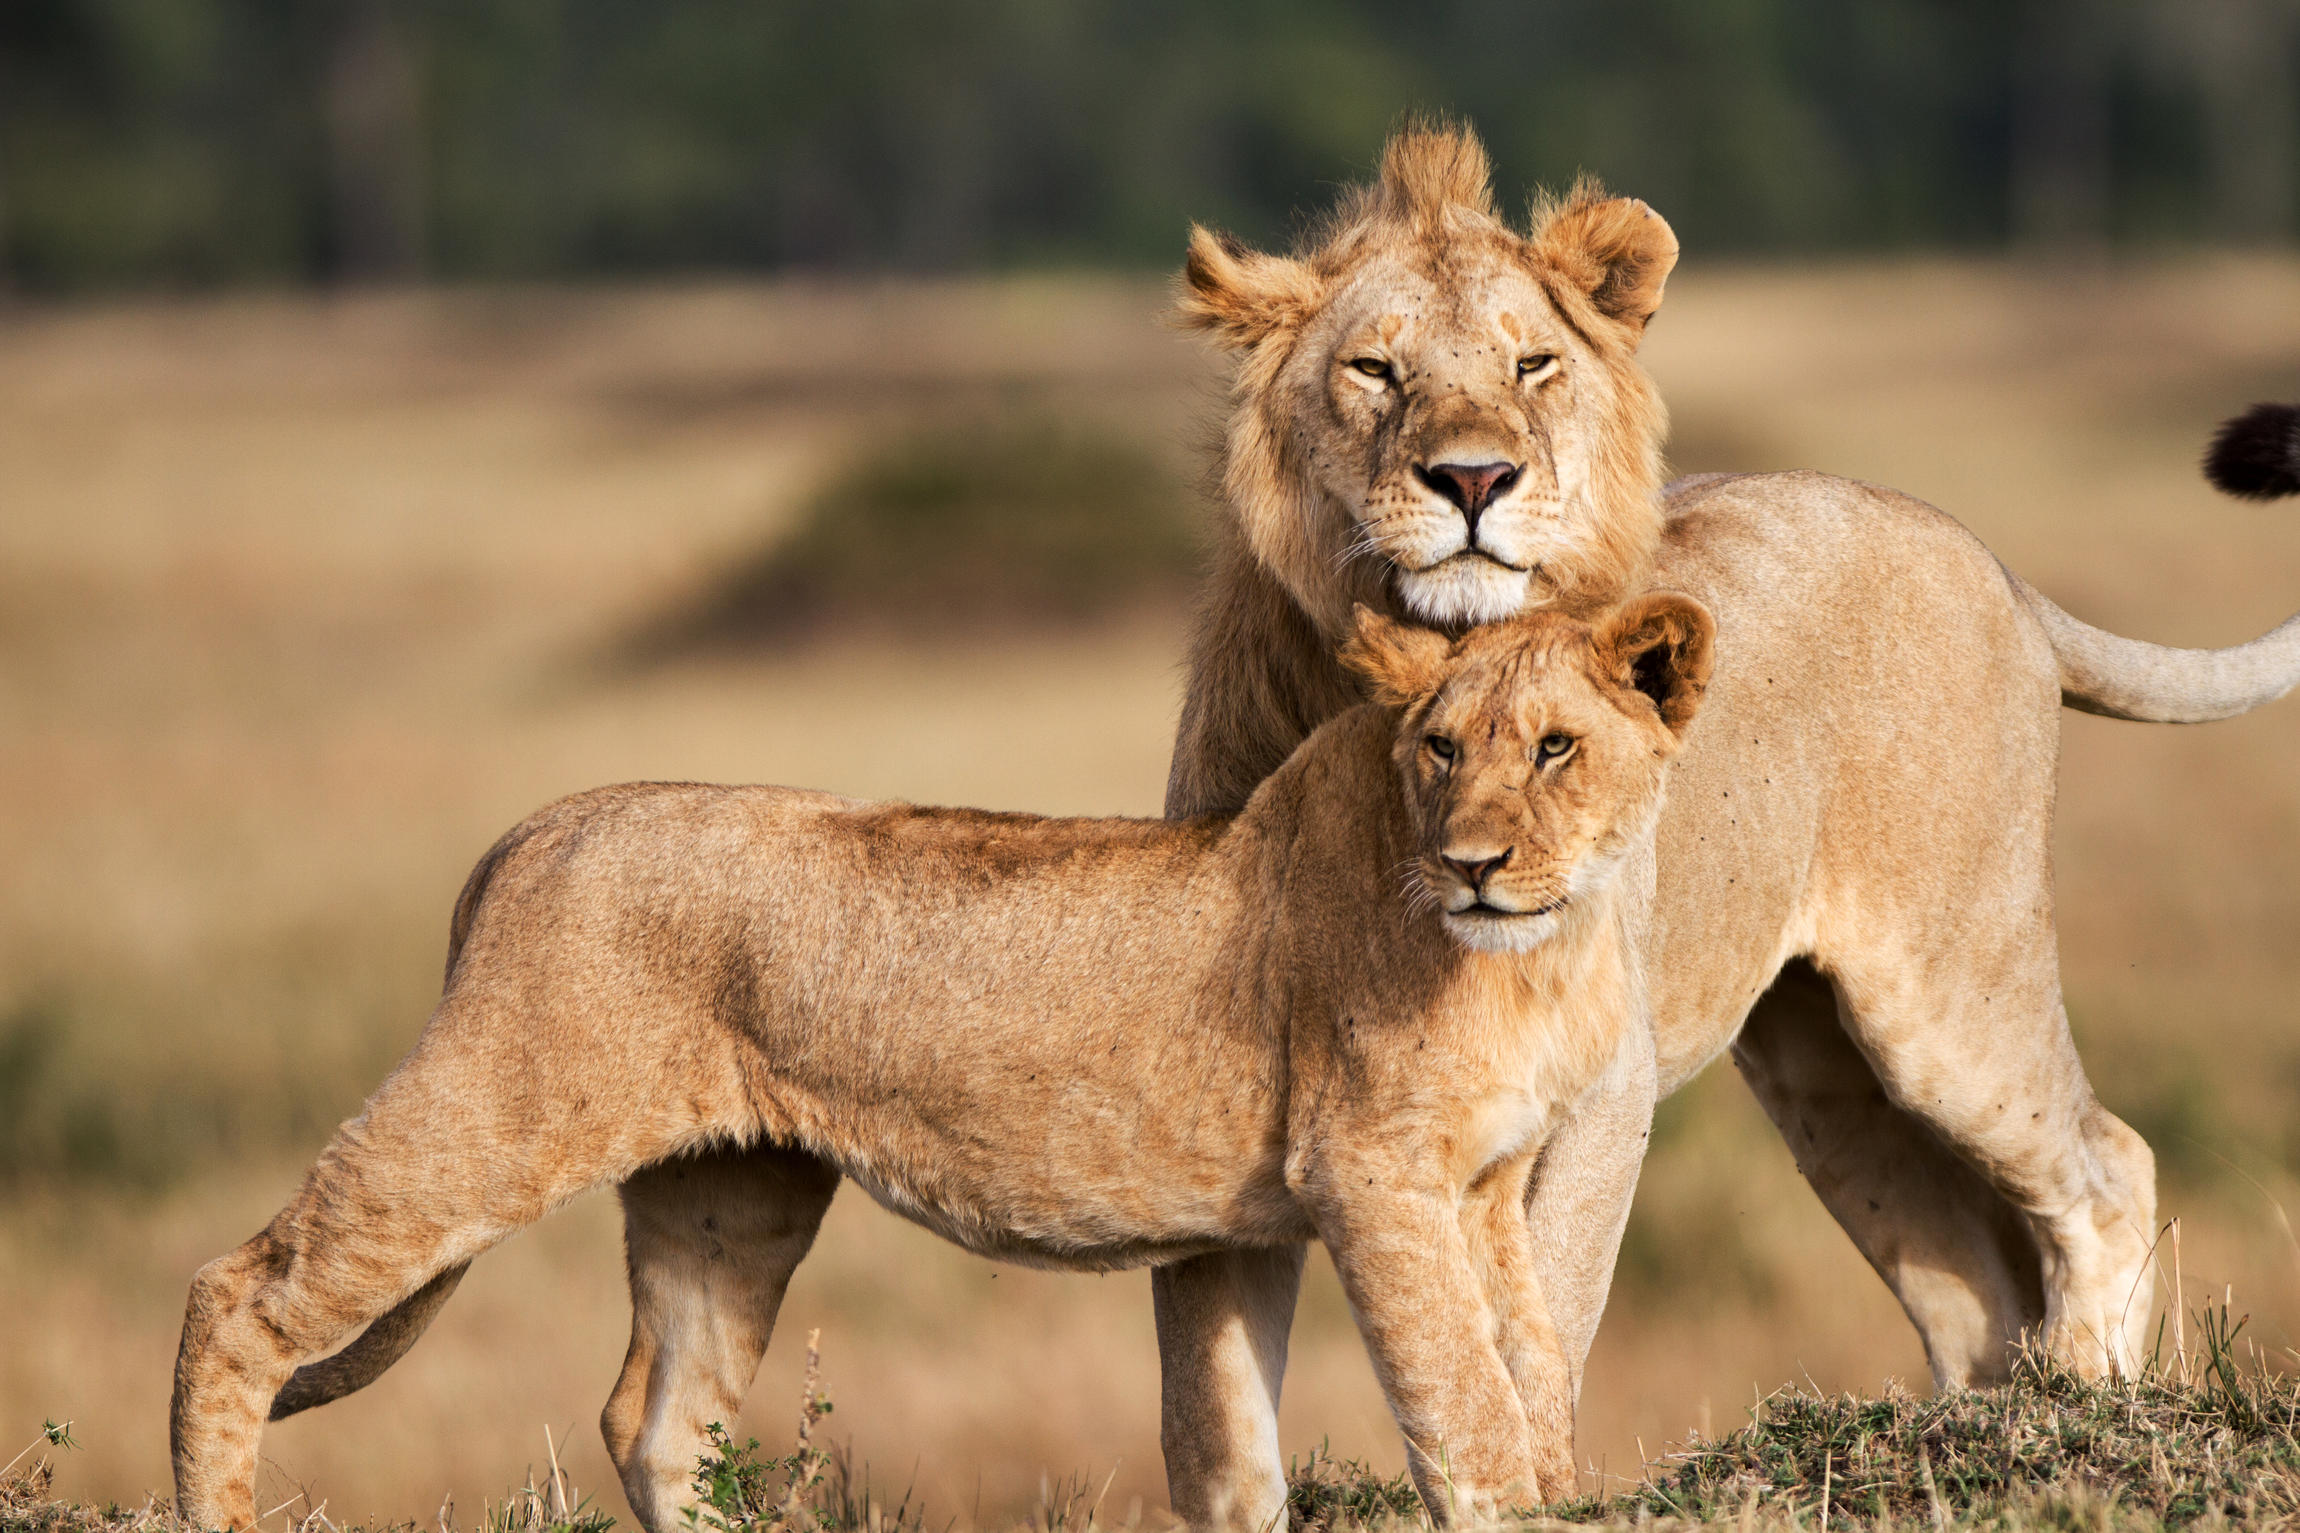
[268,823,534,1423]
[2012,571,2300,723]
[2007,403,2300,725]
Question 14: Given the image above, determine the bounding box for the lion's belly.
[750,1022,1308,1270]
[848,1168,1312,1273]
[1642,693,1820,1090]
[834,1122,1310,1273]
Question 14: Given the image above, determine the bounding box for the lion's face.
[1179,128,1678,638]
[1340,593,1714,954]
[1279,246,1658,629]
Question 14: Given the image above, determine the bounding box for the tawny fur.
[171,604,1712,1532]
[1148,121,2300,1531]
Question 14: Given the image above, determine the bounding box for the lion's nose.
[1442,848,1512,892]
[1415,460,1523,534]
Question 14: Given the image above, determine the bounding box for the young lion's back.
[429,780,1299,1265]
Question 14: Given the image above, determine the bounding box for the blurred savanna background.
[6,0,2300,1526]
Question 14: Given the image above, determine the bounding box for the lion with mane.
[1148,122,2300,1529]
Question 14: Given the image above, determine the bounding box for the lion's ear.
[1176,225,1323,350]
[1339,604,1454,707]
[1592,592,1713,737]
[1530,189,1678,338]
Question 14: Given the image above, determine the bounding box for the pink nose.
[1415,461,1523,533]
[1442,850,1511,892]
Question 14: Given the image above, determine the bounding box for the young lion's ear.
[1175,225,1323,350]
[1339,604,1455,707]
[1530,187,1679,338]
[1592,592,1714,737]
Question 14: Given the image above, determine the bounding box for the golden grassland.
[18,1336,2300,1531]
[4,258,2300,1529]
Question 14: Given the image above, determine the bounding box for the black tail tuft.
[2204,402,2300,500]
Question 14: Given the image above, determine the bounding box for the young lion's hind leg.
[1151,1247,1304,1533]
[603,1144,839,1533]
[174,1105,623,1531]
[173,995,761,1531]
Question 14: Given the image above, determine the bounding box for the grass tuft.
[1287,1443,1425,1532]
[680,1330,921,1533]
[1528,1305,2300,1530]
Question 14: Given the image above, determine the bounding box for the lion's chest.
[1451,1077,1561,1182]
[1332,948,1632,1187]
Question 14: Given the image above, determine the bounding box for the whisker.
[1391,857,1446,918]
[1333,527,1387,573]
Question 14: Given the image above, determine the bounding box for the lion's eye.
[1349,357,1393,381]
[1534,733,1575,763]
[1425,734,1456,762]
[1517,354,1558,379]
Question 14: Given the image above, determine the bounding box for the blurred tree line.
[0,0,2295,291]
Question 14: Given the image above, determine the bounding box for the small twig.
[256,1491,306,1533]
[1917,1445,1947,1533]
[0,1439,43,1484]
[545,1424,570,1522]
[0,1422,73,1483]
[1085,1462,1121,1531]
[2173,1218,2189,1386]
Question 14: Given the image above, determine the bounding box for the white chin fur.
[1443,909,1561,954]
[1396,558,1533,627]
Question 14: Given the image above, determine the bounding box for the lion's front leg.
[1305,1159,1539,1523]
[1522,1026,1656,1398]
[1463,1156,1576,1502]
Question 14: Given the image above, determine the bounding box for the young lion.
[170,595,1715,1531]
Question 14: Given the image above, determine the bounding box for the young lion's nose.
[1415,460,1523,533]
[1442,848,1512,892]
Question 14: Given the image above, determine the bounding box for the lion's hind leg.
[172,996,759,1530]
[602,1145,839,1533]
[1151,1247,1304,1533]
[172,1125,537,1532]
[1811,943,2160,1382]
[1732,961,2046,1387]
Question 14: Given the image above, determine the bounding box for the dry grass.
[21,1320,2300,1531]
[4,258,2300,1529]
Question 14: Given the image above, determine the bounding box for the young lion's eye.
[1534,732,1575,763]
[1425,734,1456,762]
[1349,357,1393,381]
[1517,353,1558,379]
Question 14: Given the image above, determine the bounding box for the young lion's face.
[1341,594,1714,954]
